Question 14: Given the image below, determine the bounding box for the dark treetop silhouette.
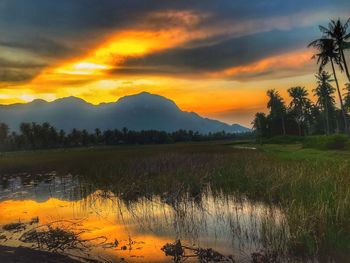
[253,17,350,138]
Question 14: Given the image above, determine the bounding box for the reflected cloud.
[0,173,289,262]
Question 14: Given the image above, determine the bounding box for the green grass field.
[0,141,349,257]
[235,142,350,161]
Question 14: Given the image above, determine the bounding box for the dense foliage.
[253,18,350,138]
[252,83,346,137]
[0,122,250,151]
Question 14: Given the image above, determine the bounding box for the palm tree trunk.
[258,118,262,144]
[305,120,309,136]
[281,115,286,135]
[331,59,349,135]
[324,98,330,135]
[336,119,340,133]
[340,49,350,82]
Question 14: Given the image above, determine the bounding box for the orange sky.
[0,30,320,126]
[1,3,350,126]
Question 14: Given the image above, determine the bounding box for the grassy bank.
[239,142,350,161]
[0,141,349,258]
[227,143,350,254]
[259,134,350,151]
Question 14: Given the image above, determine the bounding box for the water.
[0,172,291,262]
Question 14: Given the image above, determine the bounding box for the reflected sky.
[0,173,288,262]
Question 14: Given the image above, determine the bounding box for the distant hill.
[0,92,250,134]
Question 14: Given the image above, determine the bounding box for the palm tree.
[252,112,268,140]
[319,18,350,81]
[313,71,336,135]
[266,89,286,135]
[308,38,349,134]
[304,102,321,135]
[343,83,350,112]
[0,123,9,147]
[287,86,311,136]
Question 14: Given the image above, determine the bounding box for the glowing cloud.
[32,27,206,81]
[208,49,314,80]
[55,62,109,75]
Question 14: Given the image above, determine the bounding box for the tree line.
[253,18,350,137]
[0,122,249,151]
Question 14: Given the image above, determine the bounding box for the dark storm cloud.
[2,0,348,31]
[0,37,75,58]
[2,0,348,30]
[0,57,46,82]
[0,0,349,78]
[0,58,45,69]
[0,69,33,82]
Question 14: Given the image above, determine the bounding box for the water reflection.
[0,173,289,262]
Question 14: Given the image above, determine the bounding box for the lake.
[0,172,289,263]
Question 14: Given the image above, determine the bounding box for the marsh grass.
[0,142,349,258]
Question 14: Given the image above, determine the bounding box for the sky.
[0,0,350,126]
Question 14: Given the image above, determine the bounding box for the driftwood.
[2,218,107,255]
[2,222,27,232]
[162,240,184,262]
[1,218,112,263]
[2,217,39,233]
[19,223,107,253]
[161,240,235,263]
[251,250,278,263]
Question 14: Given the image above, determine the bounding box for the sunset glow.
[1,1,350,126]
[0,196,175,262]
[1,3,350,262]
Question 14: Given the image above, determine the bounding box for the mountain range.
[0,92,250,133]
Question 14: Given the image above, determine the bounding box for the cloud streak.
[114,28,317,76]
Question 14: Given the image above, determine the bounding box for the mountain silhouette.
[0,92,250,133]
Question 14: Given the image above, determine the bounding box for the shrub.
[303,134,348,150]
[262,135,304,144]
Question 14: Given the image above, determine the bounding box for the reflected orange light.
[0,197,173,262]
